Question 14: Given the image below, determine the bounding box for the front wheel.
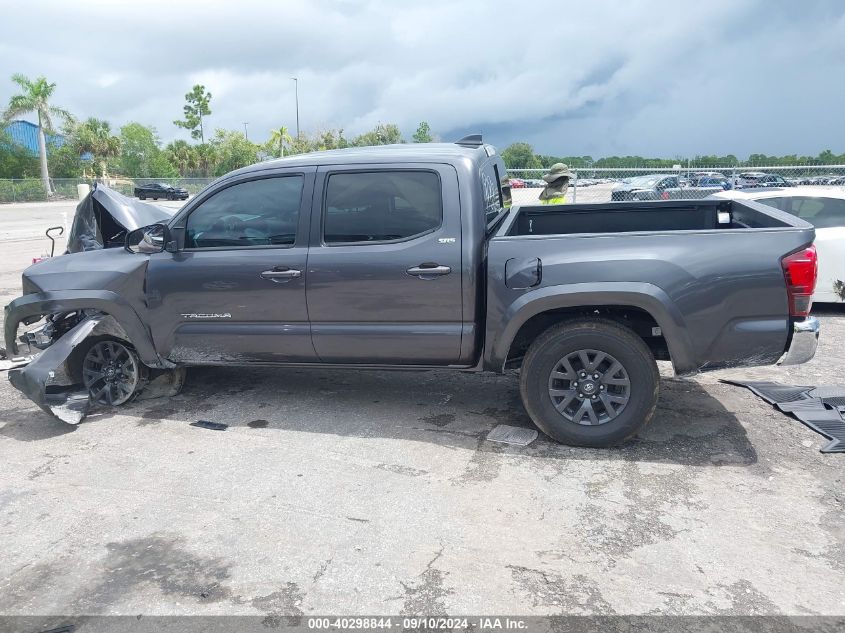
[68,336,145,406]
[519,318,659,447]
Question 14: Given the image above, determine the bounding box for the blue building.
[4,119,65,154]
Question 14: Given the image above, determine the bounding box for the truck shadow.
[152,366,758,468]
[1,366,758,466]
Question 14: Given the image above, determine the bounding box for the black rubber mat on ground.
[721,380,845,453]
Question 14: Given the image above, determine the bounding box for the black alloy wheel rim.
[82,340,140,406]
[547,349,631,426]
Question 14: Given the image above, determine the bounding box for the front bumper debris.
[8,316,102,424]
[780,316,820,366]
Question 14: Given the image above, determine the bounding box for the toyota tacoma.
[4,135,820,447]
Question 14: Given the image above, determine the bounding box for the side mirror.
[125,223,171,254]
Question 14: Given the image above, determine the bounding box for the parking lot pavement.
[0,203,843,616]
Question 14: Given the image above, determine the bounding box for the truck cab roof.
[226,142,495,180]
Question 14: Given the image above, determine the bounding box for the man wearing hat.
[539,163,575,204]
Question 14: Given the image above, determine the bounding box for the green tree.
[174,84,212,143]
[0,130,39,178]
[3,74,71,195]
[412,121,433,143]
[118,122,176,177]
[266,126,294,158]
[47,142,83,178]
[501,142,542,169]
[351,123,402,146]
[313,128,348,151]
[209,129,258,176]
[72,117,121,178]
[194,143,218,177]
[165,139,196,175]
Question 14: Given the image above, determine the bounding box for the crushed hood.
[66,185,175,253]
[22,247,150,294]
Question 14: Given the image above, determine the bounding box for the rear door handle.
[260,267,301,282]
[406,263,451,278]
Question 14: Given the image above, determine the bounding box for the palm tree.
[268,126,293,158]
[73,118,121,179]
[165,139,196,176]
[193,143,218,177]
[3,74,70,196]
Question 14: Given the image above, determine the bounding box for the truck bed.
[505,199,796,237]
[486,199,815,376]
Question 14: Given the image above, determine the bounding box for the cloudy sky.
[2,0,843,158]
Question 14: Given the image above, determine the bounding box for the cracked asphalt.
[0,201,843,617]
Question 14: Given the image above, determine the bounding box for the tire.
[67,336,147,406]
[139,195,146,200]
[519,318,659,447]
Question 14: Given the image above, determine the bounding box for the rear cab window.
[481,159,509,231]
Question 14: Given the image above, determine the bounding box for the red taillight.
[781,245,818,317]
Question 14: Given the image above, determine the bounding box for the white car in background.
[711,186,845,303]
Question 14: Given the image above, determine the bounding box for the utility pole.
[291,77,300,139]
[243,122,249,141]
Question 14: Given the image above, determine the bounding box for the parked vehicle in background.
[712,186,845,302]
[611,174,723,200]
[508,177,526,188]
[133,182,189,201]
[734,172,793,189]
[689,171,726,183]
[523,179,546,188]
[612,175,680,200]
[799,175,842,185]
[757,174,793,188]
[6,139,819,447]
[695,176,732,190]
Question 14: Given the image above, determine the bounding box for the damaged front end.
[67,184,175,253]
[5,263,183,425]
[8,315,103,424]
[4,310,185,424]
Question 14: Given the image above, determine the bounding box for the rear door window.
[323,171,442,244]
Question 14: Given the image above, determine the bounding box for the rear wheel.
[519,318,659,447]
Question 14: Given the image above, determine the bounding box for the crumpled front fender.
[4,290,169,368]
[8,316,102,424]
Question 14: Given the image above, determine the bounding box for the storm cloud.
[2,0,843,157]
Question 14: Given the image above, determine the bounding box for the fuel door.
[505,257,542,289]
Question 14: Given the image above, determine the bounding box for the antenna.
[455,134,483,148]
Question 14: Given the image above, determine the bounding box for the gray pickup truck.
[5,135,821,447]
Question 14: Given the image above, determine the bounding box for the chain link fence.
[506,165,845,206]
[0,177,216,203]
[3,166,845,205]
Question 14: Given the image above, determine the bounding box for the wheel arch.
[485,282,697,375]
[5,290,170,368]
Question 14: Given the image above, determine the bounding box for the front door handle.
[260,267,301,283]
[406,263,451,279]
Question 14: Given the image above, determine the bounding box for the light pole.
[243,122,249,141]
[291,77,300,139]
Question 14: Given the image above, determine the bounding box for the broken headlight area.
[16,311,85,353]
